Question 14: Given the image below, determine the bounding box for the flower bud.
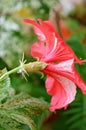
[24,61,47,73]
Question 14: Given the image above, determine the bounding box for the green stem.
[0,61,47,82]
[83,94,86,122]
[0,66,20,81]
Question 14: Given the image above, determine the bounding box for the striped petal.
[43,59,86,94]
[45,75,76,111]
[24,18,82,64]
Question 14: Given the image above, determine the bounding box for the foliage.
[0,0,86,130]
[63,90,86,130]
[0,69,49,130]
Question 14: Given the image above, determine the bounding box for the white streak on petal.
[50,37,58,54]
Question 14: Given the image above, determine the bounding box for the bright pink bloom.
[24,19,86,111]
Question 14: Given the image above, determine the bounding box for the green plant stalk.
[0,66,20,81]
[0,61,47,82]
[83,94,86,122]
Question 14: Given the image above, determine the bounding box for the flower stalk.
[0,61,47,82]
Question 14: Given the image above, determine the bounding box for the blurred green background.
[0,0,86,130]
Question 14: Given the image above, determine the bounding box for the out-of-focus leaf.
[12,114,36,130]
[63,90,86,130]
[0,68,49,130]
[0,93,49,130]
[0,68,13,103]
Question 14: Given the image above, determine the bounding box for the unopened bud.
[24,61,47,73]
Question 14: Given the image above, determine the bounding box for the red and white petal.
[24,18,82,64]
[37,19,82,64]
[42,38,77,62]
[43,59,86,94]
[24,18,46,41]
[33,26,46,41]
[45,75,76,111]
[31,42,46,59]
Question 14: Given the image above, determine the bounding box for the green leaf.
[0,68,13,103]
[0,109,23,130]
[0,69,49,130]
[2,93,49,117]
[66,112,81,125]
[63,107,81,115]
[63,90,86,130]
[0,93,49,130]
[12,114,36,130]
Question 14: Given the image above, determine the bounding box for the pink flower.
[24,19,86,111]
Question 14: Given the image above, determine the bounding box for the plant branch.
[0,61,47,82]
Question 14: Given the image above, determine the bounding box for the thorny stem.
[0,61,47,82]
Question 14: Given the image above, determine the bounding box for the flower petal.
[24,18,46,41]
[42,37,77,63]
[24,18,82,64]
[45,75,76,111]
[43,59,86,94]
[37,20,82,64]
[31,42,46,59]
